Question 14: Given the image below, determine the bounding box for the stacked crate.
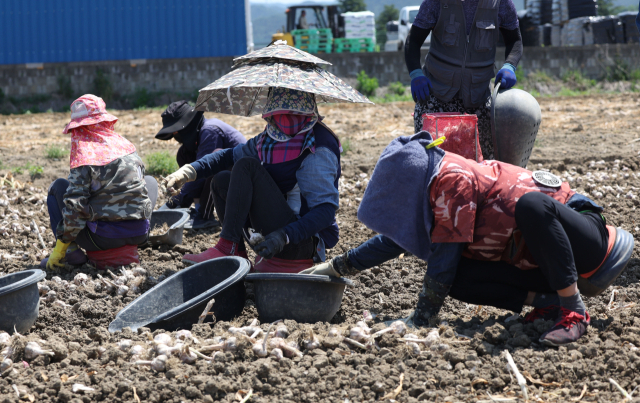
[290,28,333,54]
[333,37,376,53]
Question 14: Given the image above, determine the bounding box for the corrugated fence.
[0,0,247,65]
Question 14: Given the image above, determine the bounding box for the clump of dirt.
[1,97,640,402]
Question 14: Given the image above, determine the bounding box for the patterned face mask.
[265,113,315,140]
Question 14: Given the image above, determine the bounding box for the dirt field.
[1,93,640,403]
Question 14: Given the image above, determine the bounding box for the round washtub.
[108,257,250,332]
[147,210,190,246]
[0,269,46,333]
[245,273,353,323]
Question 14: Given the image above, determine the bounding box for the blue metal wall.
[0,1,247,65]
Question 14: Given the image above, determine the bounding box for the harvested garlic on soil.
[24,342,55,360]
[175,330,193,341]
[130,345,145,357]
[117,340,132,352]
[373,321,407,338]
[179,347,197,364]
[0,332,9,345]
[270,348,284,360]
[116,285,129,296]
[135,354,168,372]
[53,300,72,309]
[270,337,303,358]
[303,330,320,351]
[349,326,370,342]
[73,273,89,286]
[132,267,147,277]
[153,333,173,346]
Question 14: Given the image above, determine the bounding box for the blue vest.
[260,122,341,248]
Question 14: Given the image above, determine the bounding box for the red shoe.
[539,308,590,346]
[523,305,560,323]
[182,238,247,265]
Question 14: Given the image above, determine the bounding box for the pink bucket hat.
[63,94,118,134]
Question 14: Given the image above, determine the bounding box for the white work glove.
[163,164,197,195]
[299,260,341,277]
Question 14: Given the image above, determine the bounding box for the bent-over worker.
[155,101,246,229]
[303,132,633,346]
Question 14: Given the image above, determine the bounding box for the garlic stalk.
[134,355,167,372]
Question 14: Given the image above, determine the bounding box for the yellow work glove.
[163,164,197,195]
[299,261,341,277]
[46,240,70,270]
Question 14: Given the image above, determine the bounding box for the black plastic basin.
[245,273,353,323]
[148,210,190,246]
[108,257,250,332]
[0,269,46,333]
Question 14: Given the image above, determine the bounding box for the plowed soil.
[1,93,640,402]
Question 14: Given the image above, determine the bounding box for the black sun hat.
[155,101,204,140]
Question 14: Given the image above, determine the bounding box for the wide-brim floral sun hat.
[63,94,118,134]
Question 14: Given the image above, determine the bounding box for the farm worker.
[405,0,522,159]
[302,132,634,346]
[164,88,341,273]
[43,95,158,270]
[155,101,247,230]
[298,10,309,30]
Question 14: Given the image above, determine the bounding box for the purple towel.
[358,131,445,261]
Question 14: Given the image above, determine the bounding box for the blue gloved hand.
[495,63,517,89]
[410,69,431,103]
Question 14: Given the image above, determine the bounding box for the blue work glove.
[410,69,431,103]
[253,228,288,259]
[495,63,517,89]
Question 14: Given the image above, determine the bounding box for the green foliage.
[57,75,74,98]
[340,138,352,155]
[596,0,626,15]
[25,163,43,179]
[388,81,405,96]
[376,5,400,46]
[45,145,68,159]
[604,59,640,82]
[340,0,366,12]
[356,70,379,97]
[12,166,23,175]
[145,151,178,176]
[93,68,114,101]
[562,70,596,91]
[132,88,152,109]
[515,66,525,84]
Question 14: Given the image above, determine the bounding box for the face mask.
[268,114,313,137]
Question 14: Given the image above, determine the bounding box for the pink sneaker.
[182,238,248,265]
[539,308,590,346]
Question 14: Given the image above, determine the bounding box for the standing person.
[43,95,158,270]
[303,132,634,346]
[163,88,341,273]
[406,0,523,158]
[298,10,309,29]
[155,101,246,229]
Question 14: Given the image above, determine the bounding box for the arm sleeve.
[500,27,523,68]
[189,148,235,180]
[429,172,478,243]
[57,167,92,243]
[426,242,466,285]
[405,25,432,74]
[179,126,227,203]
[347,234,405,271]
[285,147,340,244]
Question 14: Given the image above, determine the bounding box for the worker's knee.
[515,192,553,226]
